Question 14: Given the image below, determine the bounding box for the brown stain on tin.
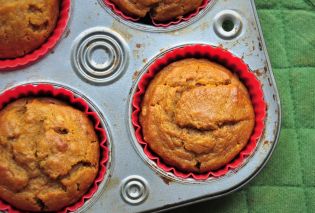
[106,176,121,191]
[264,66,268,73]
[199,22,210,31]
[64,28,70,38]
[153,169,174,185]
[134,44,145,59]
[133,49,140,59]
[191,21,210,32]
[111,21,133,42]
[141,158,174,186]
[160,175,173,185]
[262,140,272,151]
[143,58,147,63]
[265,103,269,111]
[132,70,140,81]
[257,37,263,51]
[254,68,267,77]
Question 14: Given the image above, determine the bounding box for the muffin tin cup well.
[0,0,71,71]
[0,84,110,213]
[102,0,210,28]
[131,44,267,181]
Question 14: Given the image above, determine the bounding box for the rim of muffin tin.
[0,82,113,213]
[0,0,71,71]
[98,0,216,32]
[128,44,267,183]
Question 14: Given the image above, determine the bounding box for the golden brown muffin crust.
[111,0,160,18]
[110,0,203,21]
[151,0,203,22]
[0,98,99,212]
[140,59,255,173]
[0,0,60,59]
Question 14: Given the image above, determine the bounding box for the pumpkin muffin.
[110,0,203,21]
[140,59,255,173]
[110,0,160,18]
[0,98,99,212]
[0,0,60,59]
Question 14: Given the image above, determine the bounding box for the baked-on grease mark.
[140,59,255,173]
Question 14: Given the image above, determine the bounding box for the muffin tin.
[0,0,281,212]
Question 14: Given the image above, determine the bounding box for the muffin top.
[140,59,255,173]
[110,0,203,22]
[0,0,60,59]
[0,98,99,212]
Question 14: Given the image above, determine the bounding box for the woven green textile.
[169,1,315,212]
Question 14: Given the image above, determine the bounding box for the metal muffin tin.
[0,0,281,212]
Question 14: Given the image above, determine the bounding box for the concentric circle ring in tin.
[120,175,149,205]
[71,27,129,84]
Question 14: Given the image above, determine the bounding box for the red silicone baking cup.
[0,84,109,213]
[103,0,209,27]
[0,0,71,71]
[132,44,266,180]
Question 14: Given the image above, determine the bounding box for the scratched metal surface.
[0,0,281,212]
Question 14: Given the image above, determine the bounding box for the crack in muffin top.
[0,0,60,59]
[0,98,99,212]
[140,59,255,173]
[110,0,204,22]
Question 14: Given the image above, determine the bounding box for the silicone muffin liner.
[132,44,266,180]
[0,84,109,213]
[0,0,71,71]
[103,0,209,27]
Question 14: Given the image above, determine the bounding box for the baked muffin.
[0,98,99,212]
[110,0,203,22]
[151,0,204,22]
[110,0,160,18]
[0,0,60,59]
[140,59,255,173]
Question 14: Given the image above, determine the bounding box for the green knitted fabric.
[169,1,315,212]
